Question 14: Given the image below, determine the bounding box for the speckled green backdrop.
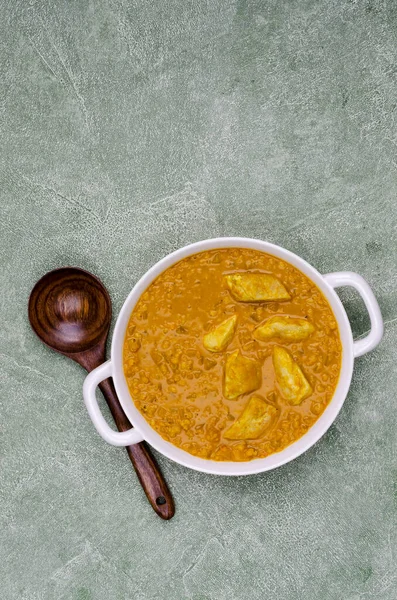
[1,1,396,599]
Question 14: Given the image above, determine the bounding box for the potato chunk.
[253,316,315,342]
[203,315,237,353]
[224,395,278,440]
[223,350,262,400]
[272,346,312,405]
[225,273,290,302]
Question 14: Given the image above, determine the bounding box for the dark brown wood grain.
[28,267,175,520]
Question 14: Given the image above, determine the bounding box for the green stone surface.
[1,1,396,599]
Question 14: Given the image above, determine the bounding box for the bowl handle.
[83,360,144,446]
[323,271,383,358]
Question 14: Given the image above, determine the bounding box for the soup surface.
[123,249,342,462]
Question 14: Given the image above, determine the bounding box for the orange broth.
[123,248,342,461]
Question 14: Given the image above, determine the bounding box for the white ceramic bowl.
[83,238,383,476]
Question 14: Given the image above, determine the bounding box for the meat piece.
[223,350,262,400]
[224,395,278,440]
[203,315,237,353]
[254,316,315,342]
[225,273,290,302]
[272,346,312,405]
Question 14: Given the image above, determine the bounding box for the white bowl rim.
[111,237,354,476]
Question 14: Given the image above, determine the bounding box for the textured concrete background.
[1,1,396,598]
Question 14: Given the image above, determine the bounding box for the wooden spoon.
[28,267,175,519]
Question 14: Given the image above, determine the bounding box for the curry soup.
[123,248,342,462]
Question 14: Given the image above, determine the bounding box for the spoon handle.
[98,378,175,520]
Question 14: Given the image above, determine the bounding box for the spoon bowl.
[29,267,111,355]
